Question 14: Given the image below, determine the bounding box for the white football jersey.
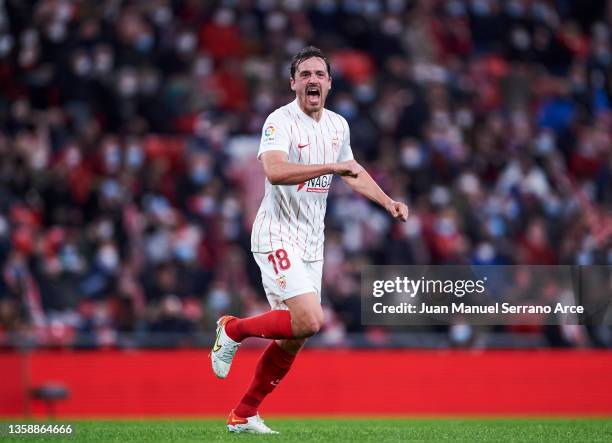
[251,99,354,261]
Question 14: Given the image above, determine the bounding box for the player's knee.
[277,338,307,354]
[286,294,324,337]
[297,312,323,337]
[301,320,321,337]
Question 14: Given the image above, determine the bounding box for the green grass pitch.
[3,418,612,442]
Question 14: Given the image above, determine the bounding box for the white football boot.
[211,315,240,378]
[226,409,279,434]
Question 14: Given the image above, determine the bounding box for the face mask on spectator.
[0,35,13,57]
[576,250,593,266]
[594,45,611,64]
[450,324,472,344]
[135,32,154,52]
[60,245,82,273]
[126,143,144,168]
[47,21,67,43]
[403,216,421,238]
[447,0,466,17]
[458,173,479,196]
[208,287,230,312]
[475,242,496,262]
[286,38,305,56]
[175,242,197,263]
[505,198,520,220]
[145,230,170,263]
[511,28,531,50]
[355,83,376,103]
[214,9,235,26]
[535,131,555,154]
[176,32,196,54]
[94,46,114,74]
[56,2,72,21]
[316,0,337,13]
[381,17,401,36]
[190,165,211,185]
[140,71,159,95]
[103,145,121,171]
[430,186,451,206]
[193,56,212,77]
[98,244,119,272]
[401,144,423,169]
[543,196,561,216]
[472,0,491,16]
[73,53,92,76]
[96,220,114,241]
[222,197,241,218]
[254,91,274,113]
[266,11,287,31]
[456,108,474,129]
[101,179,122,201]
[335,99,357,120]
[435,217,457,236]
[118,70,138,97]
[0,215,7,237]
[506,0,525,17]
[64,146,81,167]
[487,216,506,238]
[152,5,172,25]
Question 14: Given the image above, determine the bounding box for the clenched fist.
[333,160,362,178]
[385,200,409,222]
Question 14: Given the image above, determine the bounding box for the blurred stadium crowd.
[0,0,611,348]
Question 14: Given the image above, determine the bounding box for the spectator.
[0,0,609,348]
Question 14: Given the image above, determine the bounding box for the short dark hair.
[290,46,331,79]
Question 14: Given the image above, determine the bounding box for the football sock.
[234,341,296,418]
[225,310,294,342]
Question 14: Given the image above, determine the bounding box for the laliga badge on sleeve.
[263,124,276,143]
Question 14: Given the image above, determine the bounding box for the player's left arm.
[341,167,409,221]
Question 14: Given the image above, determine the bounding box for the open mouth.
[306,86,320,101]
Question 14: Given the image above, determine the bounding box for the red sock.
[234,341,296,418]
[225,310,293,342]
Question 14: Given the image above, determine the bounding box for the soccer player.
[211,46,409,434]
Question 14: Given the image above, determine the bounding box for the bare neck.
[297,101,324,122]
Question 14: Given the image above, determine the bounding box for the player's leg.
[211,291,320,379]
[276,337,308,354]
[225,330,310,434]
[225,258,324,341]
[223,291,322,341]
[211,248,318,379]
[229,262,323,423]
[229,296,320,413]
[226,261,323,433]
[283,291,324,337]
[231,336,308,422]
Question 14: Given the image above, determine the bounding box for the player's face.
[291,57,331,117]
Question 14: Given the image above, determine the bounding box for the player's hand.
[334,160,362,178]
[385,200,409,222]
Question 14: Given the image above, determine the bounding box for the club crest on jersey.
[275,275,287,290]
[263,124,276,142]
[297,174,332,193]
[331,136,339,151]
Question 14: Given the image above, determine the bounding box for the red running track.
[0,350,611,417]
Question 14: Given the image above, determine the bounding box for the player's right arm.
[261,151,361,185]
